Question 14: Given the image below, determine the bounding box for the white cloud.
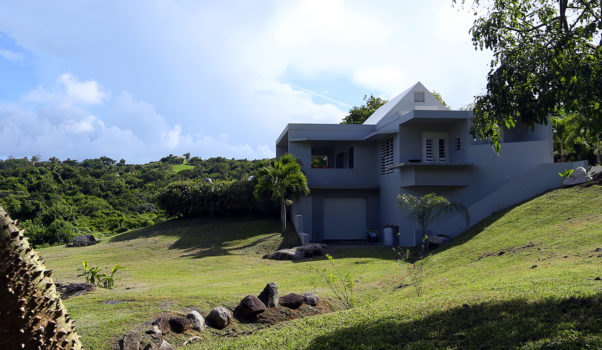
[23,74,108,106]
[0,74,276,162]
[0,49,24,62]
[58,74,108,105]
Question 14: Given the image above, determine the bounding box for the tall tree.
[254,154,310,232]
[455,0,601,153]
[341,95,387,124]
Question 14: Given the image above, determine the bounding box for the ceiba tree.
[456,0,601,158]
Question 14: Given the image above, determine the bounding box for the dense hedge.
[157,179,278,218]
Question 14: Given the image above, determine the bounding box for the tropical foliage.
[397,193,469,252]
[254,153,310,232]
[456,0,601,153]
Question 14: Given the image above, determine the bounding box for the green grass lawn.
[172,164,195,173]
[40,185,602,349]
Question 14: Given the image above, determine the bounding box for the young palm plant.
[254,153,310,232]
[397,193,469,254]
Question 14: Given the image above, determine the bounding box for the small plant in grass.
[392,247,424,297]
[78,260,103,285]
[99,264,125,289]
[311,254,356,310]
[78,261,125,289]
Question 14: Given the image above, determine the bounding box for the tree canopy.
[341,95,387,124]
[456,0,601,152]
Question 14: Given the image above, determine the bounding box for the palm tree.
[397,193,469,253]
[254,153,310,232]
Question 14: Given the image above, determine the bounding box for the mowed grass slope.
[39,185,602,349]
[39,218,400,349]
[200,185,602,349]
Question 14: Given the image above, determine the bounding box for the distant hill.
[0,156,271,246]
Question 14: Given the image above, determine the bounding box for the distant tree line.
[0,155,276,246]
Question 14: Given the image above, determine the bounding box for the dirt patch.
[477,242,536,260]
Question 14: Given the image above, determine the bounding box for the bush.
[30,219,76,246]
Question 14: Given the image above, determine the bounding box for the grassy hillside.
[39,185,602,349]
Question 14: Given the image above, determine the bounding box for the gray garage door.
[323,197,367,240]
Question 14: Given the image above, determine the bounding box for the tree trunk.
[596,133,602,164]
[281,197,287,233]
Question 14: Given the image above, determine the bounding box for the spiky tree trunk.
[0,206,82,350]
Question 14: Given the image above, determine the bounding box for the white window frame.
[422,132,449,163]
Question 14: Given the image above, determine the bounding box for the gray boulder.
[302,292,319,306]
[207,306,232,329]
[263,244,328,260]
[563,166,591,186]
[186,310,206,331]
[279,293,304,309]
[258,282,279,307]
[237,295,266,316]
[120,332,141,350]
[72,234,98,247]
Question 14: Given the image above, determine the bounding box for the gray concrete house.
[276,82,586,246]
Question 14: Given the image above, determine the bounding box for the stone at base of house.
[563,167,591,186]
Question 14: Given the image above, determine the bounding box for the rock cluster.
[120,282,320,348]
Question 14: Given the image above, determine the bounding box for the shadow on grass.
[109,216,300,259]
[306,294,602,349]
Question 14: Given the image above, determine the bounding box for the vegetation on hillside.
[0,156,272,246]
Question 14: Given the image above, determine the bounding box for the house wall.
[283,119,581,247]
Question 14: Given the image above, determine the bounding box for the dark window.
[311,156,328,168]
[334,147,354,169]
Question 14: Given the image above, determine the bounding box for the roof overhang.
[400,110,473,127]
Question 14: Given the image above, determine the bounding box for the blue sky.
[0,0,491,163]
